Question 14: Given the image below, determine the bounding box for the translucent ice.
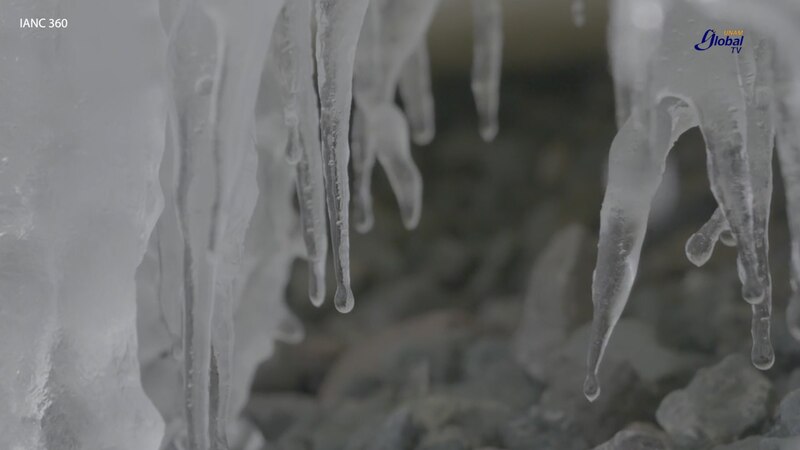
[399,42,437,146]
[587,0,777,400]
[351,0,441,232]
[471,0,504,142]
[272,0,328,307]
[315,0,371,313]
[164,0,282,447]
[0,0,167,448]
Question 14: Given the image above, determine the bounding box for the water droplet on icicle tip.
[751,338,775,370]
[334,285,355,314]
[571,0,586,27]
[685,232,714,267]
[583,373,600,402]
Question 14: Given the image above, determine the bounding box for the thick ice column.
[315,0,371,313]
[471,0,503,142]
[0,0,167,448]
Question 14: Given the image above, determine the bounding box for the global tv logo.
[694,29,745,54]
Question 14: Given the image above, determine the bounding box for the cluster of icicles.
[149,0,504,448]
[585,0,800,401]
[3,0,800,448]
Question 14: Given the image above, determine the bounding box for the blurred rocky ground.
[246,66,800,449]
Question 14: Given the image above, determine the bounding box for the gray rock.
[656,355,772,449]
[513,224,594,381]
[415,427,469,450]
[557,318,706,386]
[244,393,319,441]
[771,389,800,437]
[539,358,659,444]
[344,406,420,450]
[593,423,671,450]
[500,407,589,450]
[449,337,541,411]
[711,436,800,450]
[406,395,514,448]
[319,310,473,404]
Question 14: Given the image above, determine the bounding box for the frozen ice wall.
[0,0,167,448]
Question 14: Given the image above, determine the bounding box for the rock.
[711,436,800,450]
[244,393,319,441]
[539,358,659,444]
[344,406,421,450]
[656,355,772,449]
[319,310,473,404]
[593,423,671,450]
[771,389,800,437]
[415,427,470,450]
[447,337,541,411]
[557,318,706,386]
[407,395,515,448]
[500,407,589,450]
[513,224,594,380]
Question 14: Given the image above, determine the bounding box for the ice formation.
[585,0,800,401]
[0,0,167,448]
[2,0,507,447]
[4,0,799,446]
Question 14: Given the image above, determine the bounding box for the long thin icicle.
[471,0,503,142]
[315,0,371,313]
[273,0,328,306]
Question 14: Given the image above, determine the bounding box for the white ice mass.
[1,0,799,448]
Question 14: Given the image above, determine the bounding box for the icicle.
[352,108,377,233]
[586,0,774,400]
[352,3,382,233]
[315,0,371,313]
[571,0,587,27]
[272,0,328,306]
[166,0,283,447]
[351,0,440,232]
[371,104,423,229]
[399,40,437,146]
[470,0,503,142]
[585,103,675,402]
